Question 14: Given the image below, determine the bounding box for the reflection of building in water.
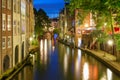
[83,62,89,80]
[40,39,48,65]
[74,49,81,80]
[13,66,33,80]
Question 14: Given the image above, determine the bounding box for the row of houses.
[0,0,34,74]
[59,3,96,47]
[59,3,120,59]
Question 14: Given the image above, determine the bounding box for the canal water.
[13,39,120,80]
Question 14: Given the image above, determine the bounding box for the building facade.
[13,0,21,66]
[0,0,34,75]
[0,0,13,74]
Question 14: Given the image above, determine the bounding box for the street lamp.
[107,39,113,46]
[85,23,89,28]
[29,37,33,42]
[103,39,113,57]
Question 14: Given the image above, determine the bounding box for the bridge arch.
[3,55,10,72]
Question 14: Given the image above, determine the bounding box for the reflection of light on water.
[100,72,107,80]
[72,49,74,56]
[52,46,55,52]
[40,40,43,52]
[40,40,44,63]
[78,38,82,47]
[49,40,51,53]
[78,49,81,59]
[64,54,68,76]
[67,47,69,55]
[83,62,89,80]
[44,39,47,64]
[75,49,81,79]
[107,68,112,80]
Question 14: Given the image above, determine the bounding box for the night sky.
[33,0,65,18]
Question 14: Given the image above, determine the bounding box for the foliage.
[66,0,120,29]
[53,28,60,34]
[34,8,51,37]
[66,0,120,50]
[90,30,108,43]
[114,34,120,50]
[31,39,38,46]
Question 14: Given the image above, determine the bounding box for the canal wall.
[58,39,120,76]
[0,46,39,80]
[81,48,120,76]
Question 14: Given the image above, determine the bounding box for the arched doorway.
[15,46,19,64]
[21,42,24,60]
[3,55,10,72]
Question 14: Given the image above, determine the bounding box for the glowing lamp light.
[33,34,35,38]
[85,23,89,27]
[29,37,33,42]
[107,39,113,46]
[104,23,107,26]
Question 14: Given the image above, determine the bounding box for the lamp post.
[104,39,113,57]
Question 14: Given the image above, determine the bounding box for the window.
[2,0,6,8]
[7,0,11,10]
[13,21,17,35]
[2,37,6,49]
[17,1,20,13]
[7,15,11,31]
[8,36,11,48]
[2,13,6,31]
[14,1,16,12]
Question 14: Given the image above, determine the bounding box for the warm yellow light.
[83,62,89,80]
[107,68,112,80]
[107,40,113,46]
[85,23,89,27]
[104,23,107,26]
[29,37,33,41]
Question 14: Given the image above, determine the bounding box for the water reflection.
[74,49,81,80]
[12,40,120,80]
[64,53,68,75]
[83,62,89,80]
[107,69,112,80]
[40,39,48,65]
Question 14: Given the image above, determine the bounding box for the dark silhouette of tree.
[34,8,51,37]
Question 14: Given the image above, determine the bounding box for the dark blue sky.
[33,0,65,18]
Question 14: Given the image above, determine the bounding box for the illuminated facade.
[74,9,95,47]
[0,0,13,74]
[59,3,74,41]
[0,0,34,75]
[13,0,21,66]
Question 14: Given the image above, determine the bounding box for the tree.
[34,8,51,37]
[66,0,120,47]
[53,28,60,35]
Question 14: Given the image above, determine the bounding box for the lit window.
[7,0,11,10]
[2,37,6,49]
[2,13,6,31]
[2,0,6,8]
[14,1,16,12]
[13,21,16,35]
[8,36,11,48]
[7,15,11,31]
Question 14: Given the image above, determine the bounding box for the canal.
[13,39,120,80]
